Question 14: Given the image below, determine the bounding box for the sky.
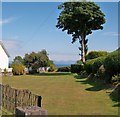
[1,1,119,63]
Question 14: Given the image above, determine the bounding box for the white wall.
[0,45,9,69]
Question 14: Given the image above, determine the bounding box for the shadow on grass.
[112,102,120,107]
[75,75,120,107]
[74,75,86,79]
[109,84,120,107]
[74,75,110,92]
[31,72,72,76]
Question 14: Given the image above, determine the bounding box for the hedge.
[71,64,83,73]
[57,66,70,72]
[104,50,120,77]
[86,51,108,60]
[84,59,96,74]
[92,56,106,73]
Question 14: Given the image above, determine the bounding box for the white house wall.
[0,45,9,69]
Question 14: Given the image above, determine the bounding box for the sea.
[55,64,71,68]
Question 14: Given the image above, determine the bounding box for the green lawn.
[2,73,119,115]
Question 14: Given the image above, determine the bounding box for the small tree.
[13,56,24,64]
[23,50,53,73]
[11,63,25,75]
[56,1,105,63]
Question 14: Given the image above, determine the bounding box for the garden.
[2,73,119,115]
[1,1,119,116]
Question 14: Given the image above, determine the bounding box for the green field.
[2,73,119,115]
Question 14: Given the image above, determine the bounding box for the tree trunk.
[80,35,86,63]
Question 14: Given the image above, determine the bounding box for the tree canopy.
[56,1,106,63]
[24,50,50,69]
[11,50,56,73]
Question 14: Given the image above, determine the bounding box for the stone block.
[15,106,47,117]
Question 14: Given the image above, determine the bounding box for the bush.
[78,70,88,78]
[48,60,56,72]
[110,83,120,101]
[86,51,108,60]
[71,64,83,73]
[11,63,25,75]
[48,64,56,72]
[112,74,120,85]
[96,65,106,78]
[84,59,96,74]
[75,60,83,65]
[92,56,106,73]
[104,50,120,77]
[57,66,70,72]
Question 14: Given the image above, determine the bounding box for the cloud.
[0,17,16,26]
[3,39,20,49]
[103,32,119,37]
[2,39,26,60]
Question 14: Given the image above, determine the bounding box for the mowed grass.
[2,73,119,115]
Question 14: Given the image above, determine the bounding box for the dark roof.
[0,41,10,57]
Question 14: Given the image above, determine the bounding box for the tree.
[13,56,24,64]
[56,1,105,63]
[23,50,52,73]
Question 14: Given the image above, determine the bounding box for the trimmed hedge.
[104,50,120,77]
[84,59,96,74]
[57,66,70,72]
[71,64,83,73]
[92,56,106,73]
[86,51,108,60]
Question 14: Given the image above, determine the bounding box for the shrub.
[95,65,110,83]
[78,70,88,78]
[71,64,83,73]
[11,63,25,75]
[104,50,120,77]
[48,60,56,72]
[112,74,120,85]
[92,56,106,73]
[96,65,106,78]
[57,66,70,72]
[84,59,96,74]
[48,64,56,72]
[75,60,83,65]
[86,51,108,60]
[110,83,120,101]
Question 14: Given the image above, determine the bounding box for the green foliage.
[48,60,56,72]
[75,60,83,65]
[86,51,108,60]
[104,50,120,77]
[96,65,106,80]
[110,83,120,102]
[71,64,83,73]
[11,63,25,75]
[78,70,88,78]
[57,66,71,72]
[57,2,105,37]
[112,74,120,85]
[56,2,105,62]
[24,50,52,72]
[84,59,96,74]
[13,56,24,64]
[92,56,106,73]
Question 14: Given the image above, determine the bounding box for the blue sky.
[1,2,118,63]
